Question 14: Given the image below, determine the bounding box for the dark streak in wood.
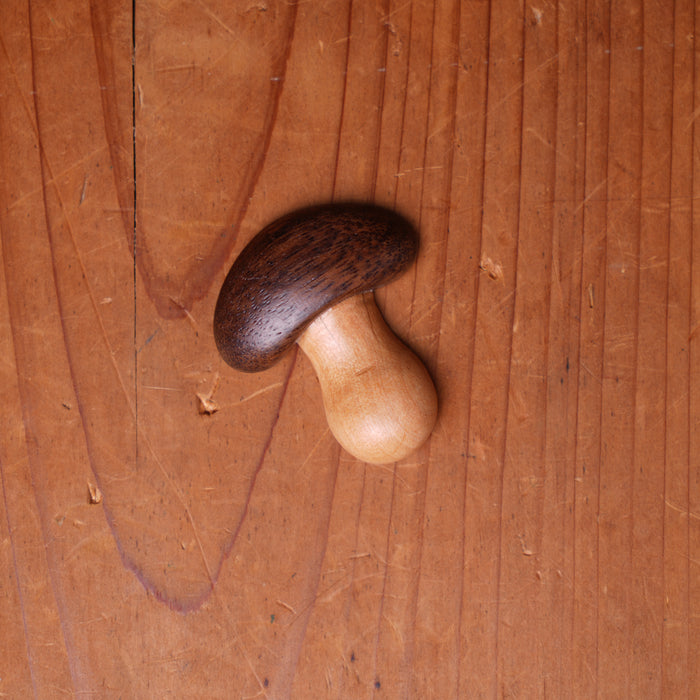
[89,0,134,254]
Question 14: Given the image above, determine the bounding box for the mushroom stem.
[297,292,438,464]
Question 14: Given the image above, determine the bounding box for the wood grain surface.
[213,204,418,372]
[0,0,698,697]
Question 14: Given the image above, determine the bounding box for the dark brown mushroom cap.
[213,203,418,372]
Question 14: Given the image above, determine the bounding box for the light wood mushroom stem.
[297,292,438,464]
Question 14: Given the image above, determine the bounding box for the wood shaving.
[197,374,221,414]
[88,482,103,505]
[197,393,219,414]
[479,255,503,280]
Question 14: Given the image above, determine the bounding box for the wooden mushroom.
[213,203,438,464]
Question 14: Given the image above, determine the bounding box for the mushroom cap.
[213,203,418,372]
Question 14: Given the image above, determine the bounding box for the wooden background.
[0,0,697,697]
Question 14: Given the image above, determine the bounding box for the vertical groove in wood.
[372,2,436,692]
[573,0,610,695]
[496,0,558,693]
[547,0,588,695]
[690,1,700,693]
[597,0,644,692]
[458,0,525,695]
[409,0,461,694]
[663,1,694,694]
[633,1,673,696]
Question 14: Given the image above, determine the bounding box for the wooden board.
[0,0,697,696]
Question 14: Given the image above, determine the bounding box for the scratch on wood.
[665,499,700,520]
[167,297,199,331]
[193,0,237,37]
[137,429,216,588]
[525,126,555,151]
[4,145,108,212]
[234,381,284,407]
[574,178,608,214]
[348,552,372,560]
[394,165,445,178]
[276,599,297,615]
[485,53,559,117]
[155,63,198,74]
[294,427,331,476]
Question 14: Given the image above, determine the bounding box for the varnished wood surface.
[214,204,418,372]
[0,0,697,697]
[297,293,438,464]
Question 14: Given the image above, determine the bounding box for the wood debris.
[479,255,503,280]
[197,374,221,414]
[88,482,103,505]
